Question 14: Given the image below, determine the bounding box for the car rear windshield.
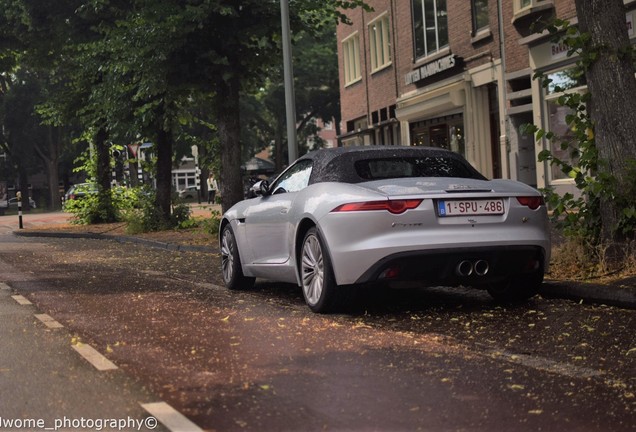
[354,157,480,180]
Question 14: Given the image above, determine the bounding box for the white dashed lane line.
[34,313,64,329]
[11,294,32,305]
[141,402,203,432]
[1,281,202,431]
[72,343,119,371]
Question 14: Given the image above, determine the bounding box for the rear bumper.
[353,245,546,286]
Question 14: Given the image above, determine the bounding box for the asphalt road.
[0,230,634,431]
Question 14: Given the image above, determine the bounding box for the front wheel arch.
[220,223,255,291]
[295,219,319,283]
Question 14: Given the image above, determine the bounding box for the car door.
[244,160,313,265]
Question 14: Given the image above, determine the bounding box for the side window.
[271,160,313,194]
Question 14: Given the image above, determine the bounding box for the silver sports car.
[220,146,550,313]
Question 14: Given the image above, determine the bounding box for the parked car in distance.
[178,186,199,200]
[220,145,551,313]
[8,197,37,208]
[64,183,98,201]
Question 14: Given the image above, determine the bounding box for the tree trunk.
[95,126,116,223]
[18,164,30,212]
[575,0,636,244]
[47,126,61,210]
[155,124,173,224]
[32,126,61,211]
[216,75,245,213]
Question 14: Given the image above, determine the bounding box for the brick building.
[337,0,636,195]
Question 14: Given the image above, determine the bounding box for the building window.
[368,13,392,72]
[515,0,550,13]
[411,0,448,60]
[471,0,489,33]
[342,33,362,86]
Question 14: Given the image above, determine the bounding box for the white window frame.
[342,32,362,86]
[368,13,392,73]
[411,0,449,60]
[514,0,552,14]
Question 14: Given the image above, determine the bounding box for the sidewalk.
[5,209,636,310]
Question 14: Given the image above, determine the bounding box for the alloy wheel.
[221,228,235,284]
[301,234,324,306]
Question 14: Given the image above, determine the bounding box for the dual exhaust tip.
[456,260,489,277]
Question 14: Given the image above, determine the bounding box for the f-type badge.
[392,222,423,228]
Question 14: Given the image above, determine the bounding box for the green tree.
[3,0,370,219]
[573,0,636,247]
[527,0,636,264]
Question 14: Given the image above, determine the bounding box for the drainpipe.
[497,0,511,179]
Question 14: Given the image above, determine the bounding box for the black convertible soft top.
[298,145,487,185]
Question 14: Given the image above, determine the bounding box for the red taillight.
[516,196,544,210]
[332,199,423,215]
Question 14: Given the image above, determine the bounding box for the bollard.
[16,191,23,229]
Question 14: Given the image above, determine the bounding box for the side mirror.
[247,180,271,198]
[259,180,271,196]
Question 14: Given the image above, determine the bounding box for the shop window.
[409,115,465,156]
[544,67,587,182]
[546,102,580,181]
[411,0,449,60]
[545,68,586,95]
[368,13,392,73]
[430,124,448,149]
[342,33,362,86]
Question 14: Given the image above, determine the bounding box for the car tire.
[487,269,543,302]
[221,224,255,290]
[300,227,343,313]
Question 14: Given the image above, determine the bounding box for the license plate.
[437,199,504,217]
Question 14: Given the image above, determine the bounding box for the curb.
[13,230,217,254]
[540,280,636,310]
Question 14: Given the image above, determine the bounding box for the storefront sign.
[550,41,569,60]
[405,54,457,85]
[551,13,633,60]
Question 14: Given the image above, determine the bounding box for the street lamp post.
[280,0,298,164]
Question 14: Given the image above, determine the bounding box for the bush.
[121,187,166,234]
[171,203,192,228]
[199,210,221,236]
[64,185,136,225]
